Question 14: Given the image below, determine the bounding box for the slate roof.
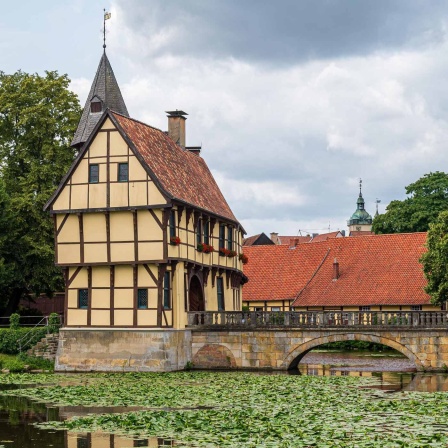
[71,53,129,147]
[112,112,238,222]
[243,233,275,246]
[243,233,430,306]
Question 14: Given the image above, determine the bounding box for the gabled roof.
[243,233,275,246]
[46,110,239,225]
[112,112,238,223]
[309,231,343,243]
[243,233,430,306]
[277,235,312,244]
[71,52,129,147]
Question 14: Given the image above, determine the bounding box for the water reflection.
[0,395,174,448]
[298,350,448,392]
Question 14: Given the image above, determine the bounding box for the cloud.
[70,2,448,236]
[111,0,448,65]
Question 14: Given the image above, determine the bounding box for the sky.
[2,0,448,236]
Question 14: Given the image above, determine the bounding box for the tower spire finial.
[103,9,111,51]
[359,178,362,195]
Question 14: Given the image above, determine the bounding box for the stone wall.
[191,329,448,371]
[55,329,191,372]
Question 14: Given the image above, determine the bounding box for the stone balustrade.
[187,311,448,329]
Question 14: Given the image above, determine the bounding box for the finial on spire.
[103,9,111,51]
[375,198,381,216]
[359,178,362,194]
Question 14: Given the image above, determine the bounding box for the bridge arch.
[282,333,423,371]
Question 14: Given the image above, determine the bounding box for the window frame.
[227,226,233,250]
[163,271,171,310]
[203,220,209,245]
[137,288,148,309]
[196,219,202,246]
[89,164,99,184]
[78,289,89,309]
[90,101,102,113]
[217,277,225,311]
[359,306,371,311]
[411,305,422,311]
[219,224,226,249]
[118,162,129,182]
[169,210,176,239]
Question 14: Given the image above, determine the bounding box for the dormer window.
[90,100,102,113]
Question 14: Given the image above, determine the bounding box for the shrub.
[0,327,48,354]
[9,313,20,330]
[17,353,54,371]
[48,313,61,334]
[3,358,26,373]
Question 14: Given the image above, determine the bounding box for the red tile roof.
[277,235,312,244]
[112,112,237,222]
[310,231,342,243]
[349,231,374,237]
[243,233,430,306]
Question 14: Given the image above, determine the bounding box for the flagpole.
[103,8,106,51]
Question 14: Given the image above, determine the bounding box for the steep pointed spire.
[71,53,129,148]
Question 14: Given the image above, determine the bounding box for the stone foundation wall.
[55,328,191,372]
[191,329,448,371]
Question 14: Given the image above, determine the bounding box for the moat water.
[1,350,447,447]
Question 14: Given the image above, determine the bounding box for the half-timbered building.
[45,52,245,371]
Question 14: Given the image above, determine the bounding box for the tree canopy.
[372,172,448,234]
[0,70,81,315]
[421,211,448,305]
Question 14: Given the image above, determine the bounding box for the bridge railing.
[187,311,448,328]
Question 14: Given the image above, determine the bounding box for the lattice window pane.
[78,289,88,309]
[89,164,99,183]
[138,289,148,309]
[118,163,128,182]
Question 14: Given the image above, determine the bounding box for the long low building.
[242,232,442,312]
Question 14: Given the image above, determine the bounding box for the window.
[78,289,88,309]
[77,438,89,448]
[217,277,225,311]
[360,306,370,311]
[163,271,171,309]
[90,101,102,113]
[169,210,176,238]
[227,226,233,250]
[89,164,99,183]
[203,220,209,245]
[196,219,202,246]
[271,307,281,312]
[219,224,226,249]
[411,305,422,311]
[118,163,128,182]
[137,289,148,309]
[254,307,263,312]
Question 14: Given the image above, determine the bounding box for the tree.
[420,211,448,305]
[373,172,448,234]
[0,70,81,315]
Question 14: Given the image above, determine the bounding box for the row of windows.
[77,272,172,310]
[169,210,236,250]
[78,275,229,311]
[89,163,128,183]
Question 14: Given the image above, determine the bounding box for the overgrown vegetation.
[0,353,53,372]
[0,327,48,354]
[317,340,392,351]
[1,372,448,446]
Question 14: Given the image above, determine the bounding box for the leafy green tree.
[421,210,448,305]
[0,70,81,315]
[373,172,448,234]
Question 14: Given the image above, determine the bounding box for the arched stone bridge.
[188,311,448,371]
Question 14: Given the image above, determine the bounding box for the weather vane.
[103,9,111,51]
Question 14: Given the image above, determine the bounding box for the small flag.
[104,12,111,20]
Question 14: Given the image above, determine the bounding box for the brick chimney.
[333,258,339,280]
[270,232,279,244]
[166,110,188,149]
